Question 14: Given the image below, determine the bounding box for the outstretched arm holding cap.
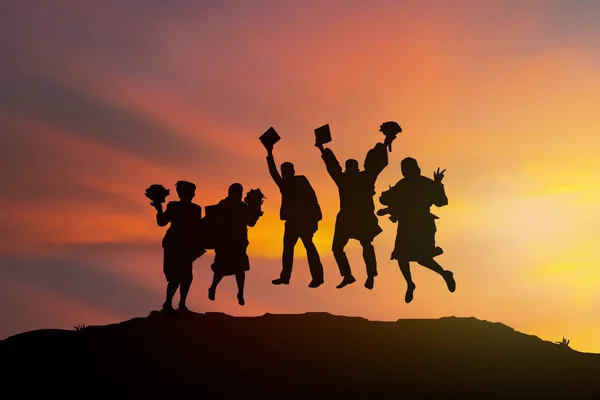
[265,144,283,188]
[316,140,342,185]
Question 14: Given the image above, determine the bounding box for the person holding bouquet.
[315,121,400,290]
[378,158,455,303]
[207,183,265,306]
[146,181,204,313]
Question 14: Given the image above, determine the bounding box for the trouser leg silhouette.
[280,226,300,281]
[360,240,377,278]
[301,233,324,281]
[332,231,352,277]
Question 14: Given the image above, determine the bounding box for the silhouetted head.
[345,159,359,175]
[401,157,421,178]
[228,183,243,201]
[281,162,295,179]
[175,180,196,201]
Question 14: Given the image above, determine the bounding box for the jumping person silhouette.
[265,142,324,288]
[315,122,399,290]
[207,183,264,306]
[153,181,204,313]
[378,158,456,303]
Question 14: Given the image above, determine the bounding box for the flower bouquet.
[379,121,402,152]
[244,188,266,216]
[145,184,170,207]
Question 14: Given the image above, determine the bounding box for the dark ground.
[1,311,598,398]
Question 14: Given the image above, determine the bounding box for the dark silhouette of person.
[207,183,264,306]
[154,181,204,313]
[378,158,456,303]
[265,143,324,288]
[315,123,398,290]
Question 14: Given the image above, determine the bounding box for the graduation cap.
[314,124,332,145]
[259,127,281,148]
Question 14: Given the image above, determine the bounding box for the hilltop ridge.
[1,311,598,398]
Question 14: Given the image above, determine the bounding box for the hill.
[1,311,598,398]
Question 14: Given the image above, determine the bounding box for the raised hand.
[385,135,397,152]
[380,121,401,152]
[265,143,274,155]
[434,167,446,183]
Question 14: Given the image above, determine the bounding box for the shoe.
[336,275,356,289]
[443,271,456,292]
[405,283,416,303]
[364,277,374,290]
[161,302,175,313]
[208,287,216,301]
[308,279,324,288]
[272,278,290,285]
[237,294,245,306]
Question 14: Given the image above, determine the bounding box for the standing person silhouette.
[265,142,324,288]
[154,181,204,313]
[315,122,399,290]
[207,183,264,306]
[378,158,456,303]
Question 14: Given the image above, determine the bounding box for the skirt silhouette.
[391,216,437,262]
[211,245,250,276]
[163,244,194,283]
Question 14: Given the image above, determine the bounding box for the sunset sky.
[2,0,600,353]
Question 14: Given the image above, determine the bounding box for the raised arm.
[377,183,404,222]
[432,168,448,207]
[266,147,283,188]
[244,189,265,227]
[246,210,262,227]
[244,204,263,227]
[156,202,171,227]
[316,142,342,185]
[363,142,389,182]
[378,183,397,206]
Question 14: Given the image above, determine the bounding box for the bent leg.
[208,274,223,301]
[416,258,445,275]
[417,258,455,292]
